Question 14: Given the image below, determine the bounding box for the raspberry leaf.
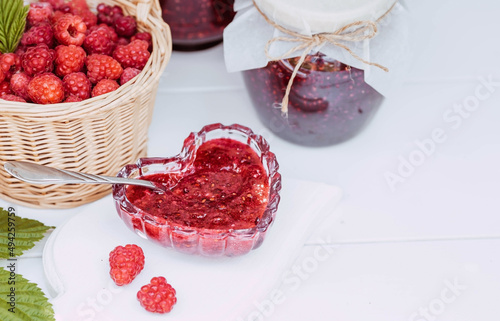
[0,268,55,320]
[0,0,29,53]
[0,207,53,259]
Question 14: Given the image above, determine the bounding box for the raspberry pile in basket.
[0,0,152,104]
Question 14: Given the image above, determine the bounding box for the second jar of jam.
[160,0,236,51]
[243,53,384,146]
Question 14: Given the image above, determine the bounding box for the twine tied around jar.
[252,0,397,116]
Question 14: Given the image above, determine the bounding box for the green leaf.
[0,268,55,320]
[0,0,29,53]
[0,207,53,259]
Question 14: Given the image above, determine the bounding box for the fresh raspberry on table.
[63,72,91,100]
[109,244,145,286]
[131,32,152,52]
[64,95,82,102]
[10,72,32,102]
[21,44,56,76]
[113,40,150,70]
[27,73,65,104]
[137,277,177,313]
[92,79,119,97]
[0,53,21,80]
[86,54,123,84]
[53,14,87,46]
[120,67,141,85]
[0,94,26,103]
[114,16,137,37]
[27,2,53,26]
[84,25,117,55]
[55,45,86,77]
[0,81,11,96]
[21,22,54,48]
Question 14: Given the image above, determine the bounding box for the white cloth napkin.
[45,178,342,321]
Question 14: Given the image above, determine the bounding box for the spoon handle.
[3,161,157,189]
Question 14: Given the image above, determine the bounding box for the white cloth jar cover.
[223,0,411,96]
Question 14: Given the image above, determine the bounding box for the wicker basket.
[0,0,172,208]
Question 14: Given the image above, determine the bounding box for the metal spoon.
[3,161,165,192]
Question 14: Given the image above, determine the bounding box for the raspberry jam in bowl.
[243,53,384,146]
[112,123,281,257]
[160,0,235,51]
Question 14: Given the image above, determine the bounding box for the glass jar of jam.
[160,0,236,51]
[243,53,384,146]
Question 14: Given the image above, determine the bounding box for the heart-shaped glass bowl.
[112,123,282,257]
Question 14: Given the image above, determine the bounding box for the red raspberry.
[53,14,87,46]
[0,69,3,83]
[51,10,66,24]
[86,54,123,84]
[109,244,144,286]
[41,0,65,10]
[0,81,11,96]
[96,3,111,15]
[63,72,91,100]
[113,40,150,70]
[88,24,118,42]
[64,95,82,102]
[1,94,26,103]
[14,45,27,57]
[114,16,137,37]
[137,277,177,314]
[0,54,21,80]
[59,5,72,14]
[27,2,53,26]
[10,72,32,102]
[110,5,124,17]
[116,37,129,47]
[92,79,119,97]
[131,32,152,52]
[21,44,55,76]
[55,45,86,77]
[27,73,65,104]
[84,25,116,55]
[21,23,54,48]
[120,67,141,85]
